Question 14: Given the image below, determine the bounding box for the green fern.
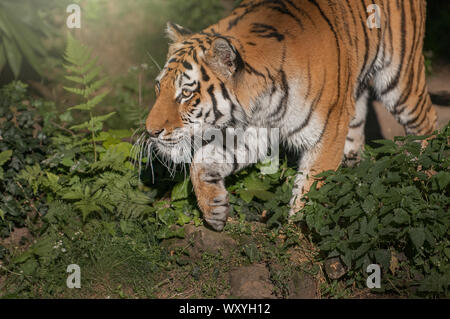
[63,33,115,161]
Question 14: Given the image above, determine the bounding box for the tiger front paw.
[191,168,230,231]
[202,192,230,231]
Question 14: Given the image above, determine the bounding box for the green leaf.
[243,173,271,191]
[373,249,391,270]
[0,150,13,166]
[366,216,378,236]
[393,208,410,225]
[65,75,85,84]
[432,171,450,191]
[243,243,261,263]
[0,42,6,71]
[409,227,426,250]
[171,179,190,201]
[120,220,135,234]
[176,212,191,226]
[370,179,386,198]
[239,189,254,203]
[361,195,377,214]
[63,86,84,96]
[13,250,33,264]
[32,236,55,257]
[3,37,22,78]
[20,258,38,276]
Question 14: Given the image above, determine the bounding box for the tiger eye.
[182,89,192,97]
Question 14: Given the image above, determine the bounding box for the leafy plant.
[227,159,296,228]
[297,124,450,297]
[63,33,115,161]
[0,0,57,77]
[0,81,53,237]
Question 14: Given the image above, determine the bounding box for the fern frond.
[63,86,84,96]
[64,33,92,68]
[80,56,99,76]
[84,79,108,98]
[84,65,102,84]
[65,75,84,84]
[86,90,109,108]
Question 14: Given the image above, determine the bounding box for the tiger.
[145,0,437,231]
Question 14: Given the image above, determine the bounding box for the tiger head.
[145,23,247,163]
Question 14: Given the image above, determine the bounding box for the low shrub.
[296,125,450,297]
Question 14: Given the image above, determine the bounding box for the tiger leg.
[190,160,230,232]
[372,11,437,137]
[191,127,275,231]
[374,61,437,136]
[343,90,369,167]
[289,104,351,216]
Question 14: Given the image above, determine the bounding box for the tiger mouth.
[155,138,182,147]
[150,135,194,163]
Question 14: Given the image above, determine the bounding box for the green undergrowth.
[295,126,450,297]
[0,82,53,237]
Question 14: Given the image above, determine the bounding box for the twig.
[50,120,76,136]
[0,264,33,279]
[146,52,162,71]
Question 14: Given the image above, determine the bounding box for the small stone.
[324,257,347,279]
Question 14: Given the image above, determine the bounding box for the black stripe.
[349,119,365,129]
[182,61,192,70]
[268,70,289,120]
[250,23,285,42]
[245,62,266,79]
[193,98,201,108]
[200,65,210,82]
[228,0,304,31]
[406,97,430,127]
[288,69,326,137]
[207,85,223,123]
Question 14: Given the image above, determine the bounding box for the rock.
[229,264,274,299]
[324,257,347,280]
[288,272,317,299]
[163,224,237,259]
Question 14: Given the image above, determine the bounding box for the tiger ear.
[206,38,240,79]
[166,22,192,43]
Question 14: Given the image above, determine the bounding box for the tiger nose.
[147,128,163,138]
